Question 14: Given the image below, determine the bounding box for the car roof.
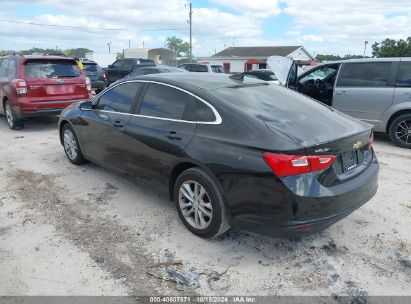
[124,72,266,91]
[318,57,411,65]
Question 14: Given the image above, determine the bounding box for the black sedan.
[58,73,379,239]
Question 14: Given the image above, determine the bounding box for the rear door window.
[196,100,215,122]
[112,60,123,69]
[24,60,81,79]
[396,61,411,87]
[96,82,143,113]
[336,62,392,87]
[0,59,9,77]
[138,83,196,121]
[123,60,135,70]
[7,59,16,77]
[196,65,208,72]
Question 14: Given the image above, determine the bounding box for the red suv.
[0,54,92,129]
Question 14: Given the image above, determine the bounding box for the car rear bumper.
[13,99,88,118]
[224,154,379,237]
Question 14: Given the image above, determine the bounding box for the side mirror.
[80,101,93,111]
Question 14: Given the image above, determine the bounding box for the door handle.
[166,131,182,140]
[404,92,411,98]
[336,91,348,95]
[112,120,124,128]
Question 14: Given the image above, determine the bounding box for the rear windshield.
[84,63,101,72]
[24,60,81,79]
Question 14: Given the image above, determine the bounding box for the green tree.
[63,48,93,58]
[165,36,191,57]
[315,54,365,62]
[372,37,411,57]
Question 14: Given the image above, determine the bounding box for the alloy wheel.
[63,129,78,160]
[178,180,213,230]
[395,119,411,145]
[5,103,14,127]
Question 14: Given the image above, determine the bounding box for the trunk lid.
[22,58,89,101]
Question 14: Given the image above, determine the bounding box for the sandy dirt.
[0,116,410,297]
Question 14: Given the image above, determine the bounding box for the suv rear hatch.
[83,62,104,81]
[22,58,89,101]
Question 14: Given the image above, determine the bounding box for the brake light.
[368,132,374,149]
[102,71,107,81]
[85,77,92,92]
[12,79,27,95]
[262,153,336,177]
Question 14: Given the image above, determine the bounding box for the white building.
[197,46,314,73]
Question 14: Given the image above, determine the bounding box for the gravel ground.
[0,116,410,297]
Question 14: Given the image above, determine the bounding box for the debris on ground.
[166,267,200,290]
[395,252,411,268]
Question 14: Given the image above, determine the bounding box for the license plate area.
[341,150,358,172]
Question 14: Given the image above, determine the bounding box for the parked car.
[58,73,378,239]
[0,54,92,130]
[105,58,155,84]
[178,63,224,73]
[126,66,188,78]
[81,60,107,94]
[268,56,411,148]
[243,69,279,84]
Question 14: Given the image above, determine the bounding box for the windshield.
[299,66,338,84]
[24,60,81,78]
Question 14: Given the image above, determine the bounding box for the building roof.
[212,46,302,58]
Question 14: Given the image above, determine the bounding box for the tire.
[4,101,23,130]
[174,167,230,239]
[389,113,411,149]
[62,124,87,165]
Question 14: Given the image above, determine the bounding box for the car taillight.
[262,153,336,177]
[368,132,374,149]
[102,72,107,81]
[12,79,27,95]
[86,77,92,92]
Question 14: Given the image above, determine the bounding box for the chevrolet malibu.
[58,73,379,239]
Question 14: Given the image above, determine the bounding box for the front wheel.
[389,113,411,148]
[62,124,86,165]
[174,168,230,239]
[4,101,23,130]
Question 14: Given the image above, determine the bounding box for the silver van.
[268,57,411,148]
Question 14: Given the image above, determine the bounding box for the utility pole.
[129,39,131,49]
[107,42,111,54]
[189,2,193,62]
[363,41,368,57]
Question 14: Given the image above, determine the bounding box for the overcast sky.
[1,0,410,57]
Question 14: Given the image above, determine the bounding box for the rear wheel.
[174,168,230,239]
[62,124,86,165]
[389,113,411,148]
[4,101,23,130]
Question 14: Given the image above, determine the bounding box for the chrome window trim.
[92,79,222,125]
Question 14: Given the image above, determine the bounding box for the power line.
[0,18,187,32]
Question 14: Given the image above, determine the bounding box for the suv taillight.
[12,79,28,95]
[368,132,374,149]
[262,153,336,177]
[86,77,92,92]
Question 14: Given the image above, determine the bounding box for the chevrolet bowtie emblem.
[353,141,362,149]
